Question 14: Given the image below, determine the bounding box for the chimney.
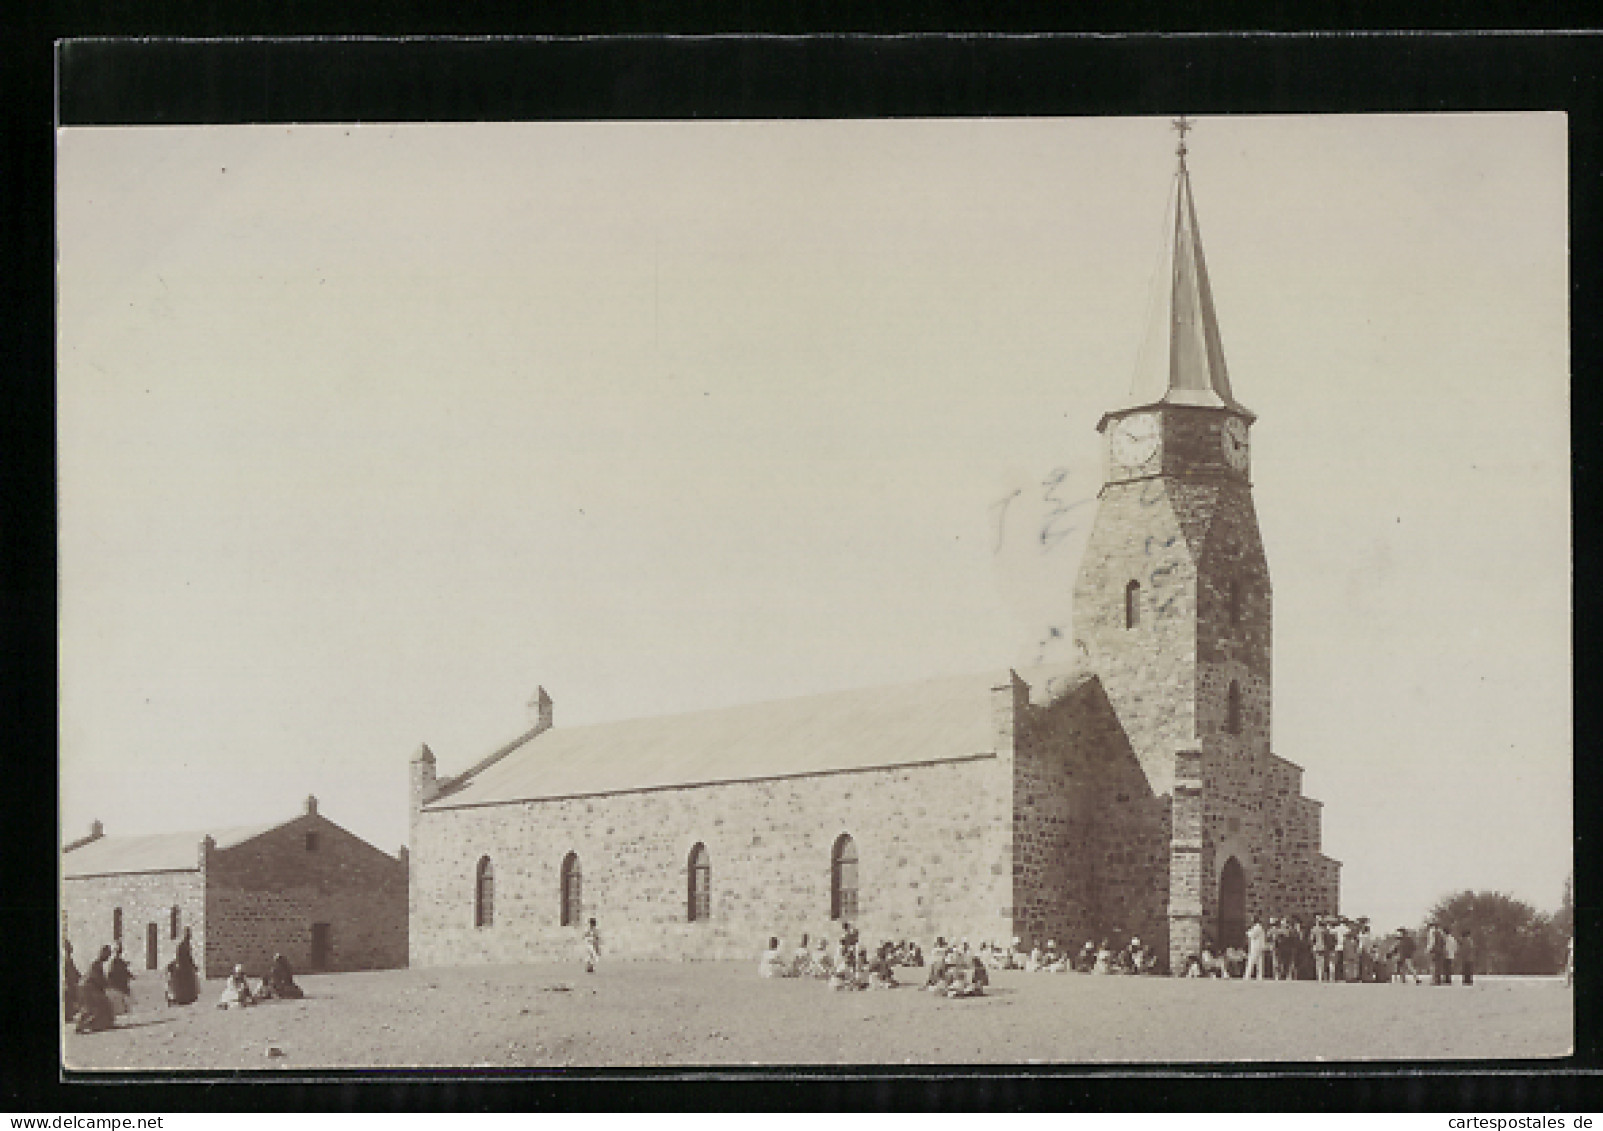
[528,686,554,731]
[410,743,438,811]
[64,820,106,853]
[304,794,319,817]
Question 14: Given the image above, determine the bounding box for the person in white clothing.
[1246,917,1270,980]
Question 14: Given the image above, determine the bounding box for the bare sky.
[57,114,1571,932]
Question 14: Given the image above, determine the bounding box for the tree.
[1424,890,1563,975]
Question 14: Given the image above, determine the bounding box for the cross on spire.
[1172,115,1193,166]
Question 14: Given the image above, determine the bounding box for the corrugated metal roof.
[427,670,1015,809]
[61,821,283,878]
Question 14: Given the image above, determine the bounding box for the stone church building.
[407,135,1340,974]
[62,796,409,978]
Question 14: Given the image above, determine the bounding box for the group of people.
[1016,936,1158,975]
[757,925,991,998]
[62,939,142,1034]
[215,954,306,1009]
[1185,914,1480,985]
[63,926,305,1034]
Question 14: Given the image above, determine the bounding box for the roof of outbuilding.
[61,821,283,878]
[425,669,1030,809]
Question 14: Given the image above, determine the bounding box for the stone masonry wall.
[62,868,206,977]
[204,813,407,978]
[1072,474,1198,799]
[410,755,1012,966]
[1012,675,1171,963]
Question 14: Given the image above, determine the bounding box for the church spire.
[1122,117,1252,420]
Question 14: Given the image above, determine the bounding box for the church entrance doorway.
[1217,857,1246,952]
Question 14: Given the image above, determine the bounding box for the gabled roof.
[61,821,282,878]
[425,670,1011,809]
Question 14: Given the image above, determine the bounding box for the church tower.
[1071,119,1297,971]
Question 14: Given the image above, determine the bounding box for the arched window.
[688,843,711,922]
[474,856,494,928]
[831,834,859,920]
[1225,681,1242,735]
[1125,580,1141,629]
[560,852,582,927]
[170,906,180,939]
[1228,577,1243,625]
[112,907,123,941]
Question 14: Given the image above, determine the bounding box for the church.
[406,127,1340,975]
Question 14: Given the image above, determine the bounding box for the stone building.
[407,132,1339,974]
[62,796,408,979]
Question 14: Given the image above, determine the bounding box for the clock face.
[1110,414,1160,472]
[1221,416,1250,470]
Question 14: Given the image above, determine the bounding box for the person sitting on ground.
[925,943,953,993]
[946,956,990,998]
[809,938,833,979]
[868,944,898,989]
[1002,936,1023,970]
[908,942,924,968]
[759,936,791,978]
[1024,943,1043,973]
[105,943,134,1016]
[1198,940,1225,978]
[829,948,862,992]
[1223,945,1247,979]
[1183,951,1205,978]
[259,952,304,1000]
[217,963,256,1009]
[76,946,116,1033]
[790,933,812,977]
[1093,939,1115,975]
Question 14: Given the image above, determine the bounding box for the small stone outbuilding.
[62,796,408,979]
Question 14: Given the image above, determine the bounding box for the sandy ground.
[63,963,1572,1071]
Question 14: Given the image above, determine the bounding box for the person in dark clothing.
[62,940,81,1024]
[75,946,115,1033]
[260,953,304,1000]
[1455,928,1476,986]
[106,943,135,1015]
[165,927,199,1006]
[1395,928,1422,983]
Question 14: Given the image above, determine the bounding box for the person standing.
[1311,918,1331,982]
[75,946,116,1033]
[1342,918,1361,983]
[1443,926,1459,985]
[166,926,199,1006]
[1246,917,1269,981]
[1456,927,1475,986]
[583,917,602,973]
[1428,924,1449,986]
[106,943,134,1015]
[62,939,81,1025]
[1396,928,1422,984]
[1331,918,1350,983]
